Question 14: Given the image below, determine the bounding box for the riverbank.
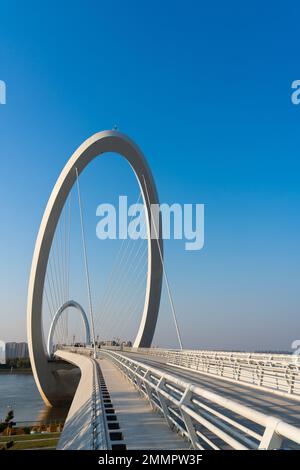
[0,373,69,425]
[0,431,61,450]
[0,368,32,374]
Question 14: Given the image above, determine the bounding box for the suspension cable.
[95,193,142,311]
[94,198,147,339]
[75,167,97,358]
[142,175,183,350]
[93,191,143,337]
[98,215,147,326]
[67,193,72,343]
[100,240,148,339]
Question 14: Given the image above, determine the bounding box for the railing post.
[259,417,283,450]
[259,366,264,387]
[179,387,198,449]
[156,377,173,429]
[290,370,295,395]
[142,370,154,406]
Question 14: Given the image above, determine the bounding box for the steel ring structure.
[47,300,91,358]
[27,130,163,406]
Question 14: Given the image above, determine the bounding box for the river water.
[0,373,69,425]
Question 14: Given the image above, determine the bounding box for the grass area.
[7,438,59,450]
[0,432,60,442]
[0,432,61,450]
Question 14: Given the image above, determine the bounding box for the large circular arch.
[47,300,91,358]
[27,130,163,406]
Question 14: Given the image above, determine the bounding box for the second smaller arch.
[47,300,91,357]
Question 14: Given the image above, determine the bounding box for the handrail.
[124,346,299,363]
[101,350,300,450]
[123,347,300,399]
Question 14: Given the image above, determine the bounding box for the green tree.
[0,410,15,450]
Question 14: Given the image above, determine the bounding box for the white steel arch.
[47,300,91,358]
[27,130,163,406]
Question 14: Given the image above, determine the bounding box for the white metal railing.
[167,351,300,399]
[101,350,300,450]
[122,346,175,356]
[124,348,300,400]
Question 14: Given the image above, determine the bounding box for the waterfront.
[0,373,69,425]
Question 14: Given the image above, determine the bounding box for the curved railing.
[101,350,300,450]
[123,347,300,400]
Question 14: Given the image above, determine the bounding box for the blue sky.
[0,1,299,350]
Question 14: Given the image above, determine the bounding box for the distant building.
[0,340,5,364]
[0,341,29,364]
[101,340,118,347]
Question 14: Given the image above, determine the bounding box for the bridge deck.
[122,352,300,428]
[98,357,189,450]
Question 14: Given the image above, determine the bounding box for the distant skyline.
[0,1,299,351]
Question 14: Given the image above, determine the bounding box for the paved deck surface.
[98,357,189,450]
[122,352,300,428]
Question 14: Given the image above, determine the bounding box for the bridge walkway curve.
[121,351,300,428]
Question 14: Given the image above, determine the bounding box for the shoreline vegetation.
[0,358,32,374]
[0,369,32,374]
[1,409,63,450]
[0,432,60,450]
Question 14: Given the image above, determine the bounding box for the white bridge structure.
[47,300,91,357]
[27,130,300,450]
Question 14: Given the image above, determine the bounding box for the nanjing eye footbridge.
[27,131,300,450]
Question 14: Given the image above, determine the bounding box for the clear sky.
[0,1,299,351]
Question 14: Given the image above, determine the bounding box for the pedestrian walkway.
[98,357,189,450]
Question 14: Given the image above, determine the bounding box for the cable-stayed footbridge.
[27,130,300,450]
